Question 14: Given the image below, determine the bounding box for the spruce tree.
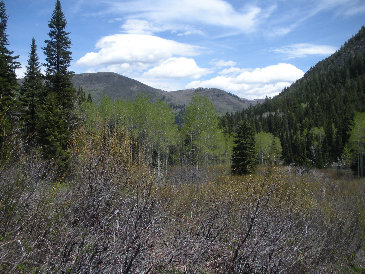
[43,0,74,111]
[19,38,43,142]
[0,0,20,160]
[86,93,92,103]
[231,120,257,175]
[39,0,75,168]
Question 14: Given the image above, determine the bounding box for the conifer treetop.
[44,0,72,78]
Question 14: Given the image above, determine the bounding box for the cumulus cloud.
[273,43,337,59]
[76,34,201,67]
[186,63,304,99]
[218,67,245,76]
[75,33,210,91]
[144,57,210,79]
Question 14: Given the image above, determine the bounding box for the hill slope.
[71,72,258,114]
[222,26,365,167]
[72,72,170,102]
[168,88,260,114]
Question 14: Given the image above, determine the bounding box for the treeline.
[221,26,365,175]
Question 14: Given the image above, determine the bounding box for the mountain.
[168,88,260,114]
[71,72,258,114]
[221,26,365,168]
[72,72,170,102]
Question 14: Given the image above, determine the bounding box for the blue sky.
[5,0,365,99]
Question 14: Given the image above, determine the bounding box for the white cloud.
[144,57,210,79]
[218,67,245,76]
[237,63,304,83]
[176,29,205,36]
[75,33,210,92]
[214,59,237,67]
[186,63,304,99]
[76,34,201,67]
[263,0,365,37]
[122,19,165,35]
[122,19,204,36]
[103,0,272,34]
[316,0,365,16]
[16,65,26,79]
[273,43,337,59]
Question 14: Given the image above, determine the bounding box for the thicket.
[1,132,364,272]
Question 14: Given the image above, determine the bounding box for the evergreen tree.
[0,0,20,160]
[86,93,92,103]
[39,0,75,167]
[19,38,43,142]
[76,86,86,106]
[43,0,74,111]
[231,120,257,175]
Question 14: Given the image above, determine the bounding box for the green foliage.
[81,95,179,173]
[308,126,326,167]
[347,112,365,176]
[255,131,282,165]
[221,26,365,168]
[75,86,86,106]
[231,120,257,175]
[19,38,43,142]
[43,0,74,106]
[181,94,225,168]
[36,93,71,172]
[0,0,20,161]
[39,0,75,169]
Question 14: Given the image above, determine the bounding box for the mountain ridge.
[71,72,261,114]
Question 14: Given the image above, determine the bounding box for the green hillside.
[222,26,365,169]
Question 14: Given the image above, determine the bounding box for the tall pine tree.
[0,0,20,161]
[39,0,75,169]
[43,0,74,112]
[231,120,257,175]
[19,38,43,142]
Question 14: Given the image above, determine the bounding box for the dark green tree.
[43,0,74,111]
[231,120,257,175]
[19,38,43,142]
[0,0,20,160]
[37,93,70,169]
[39,0,75,168]
[76,86,86,106]
[86,93,92,103]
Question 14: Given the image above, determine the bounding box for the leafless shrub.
[1,132,364,273]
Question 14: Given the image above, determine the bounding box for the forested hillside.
[222,26,365,171]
